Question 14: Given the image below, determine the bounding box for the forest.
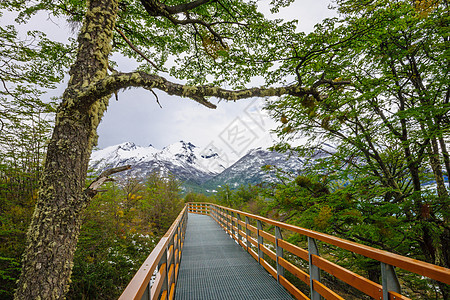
[0,0,448,299]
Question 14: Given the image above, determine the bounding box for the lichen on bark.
[14,0,119,299]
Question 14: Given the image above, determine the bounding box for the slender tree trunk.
[429,138,449,199]
[438,136,450,180]
[14,0,118,298]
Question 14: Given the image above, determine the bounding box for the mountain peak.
[117,141,137,151]
[90,141,227,183]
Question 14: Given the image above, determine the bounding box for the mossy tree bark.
[14,0,118,298]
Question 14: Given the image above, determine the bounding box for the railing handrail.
[119,202,449,300]
[192,202,449,300]
[207,203,450,285]
[119,205,188,300]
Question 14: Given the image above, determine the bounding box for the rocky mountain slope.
[90,141,226,185]
[89,141,334,190]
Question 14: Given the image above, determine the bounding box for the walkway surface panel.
[175,213,293,300]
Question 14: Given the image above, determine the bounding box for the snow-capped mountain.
[90,141,335,190]
[90,141,227,184]
[202,148,304,189]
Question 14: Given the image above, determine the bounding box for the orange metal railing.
[201,202,450,300]
[118,206,188,300]
[119,202,450,300]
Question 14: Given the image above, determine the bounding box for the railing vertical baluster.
[224,208,229,234]
[169,237,175,292]
[257,220,264,263]
[230,211,235,239]
[237,214,242,244]
[217,206,221,226]
[217,206,221,227]
[141,282,150,300]
[176,224,181,263]
[158,246,169,299]
[173,227,178,270]
[225,208,228,233]
[381,262,401,299]
[308,237,321,300]
[245,216,250,251]
[173,229,178,278]
[275,226,284,282]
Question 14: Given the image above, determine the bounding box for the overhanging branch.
[77,71,317,109]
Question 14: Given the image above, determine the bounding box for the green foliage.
[2,0,301,88]
[214,184,270,216]
[1,166,183,299]
[0,16,73,298]
[184,192,215,203]
[67,172,183,299]
[265,0,449,297]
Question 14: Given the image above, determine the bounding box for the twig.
[144,87,163,108]
[115,28,162,71]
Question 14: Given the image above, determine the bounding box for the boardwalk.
[119,203,450,300]
[175,213,293,300]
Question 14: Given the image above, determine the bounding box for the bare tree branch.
[115,28,162,71]
[140,0,226,47]
[75,71,318,109]
[144,87,163,108]
[85,165,131,197]
[167,14,226,47]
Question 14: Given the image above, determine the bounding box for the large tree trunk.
[14,0,118,298]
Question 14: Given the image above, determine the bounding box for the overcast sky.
[2,0,336,164]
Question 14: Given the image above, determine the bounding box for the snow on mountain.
[203,147,305,188]
[90,141,226,184]
[90,141,335,190]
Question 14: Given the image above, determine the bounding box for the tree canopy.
[265,0,449,297]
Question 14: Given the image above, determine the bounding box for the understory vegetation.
[1,155,184,300]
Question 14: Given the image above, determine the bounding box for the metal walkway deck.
[175,213,293,300]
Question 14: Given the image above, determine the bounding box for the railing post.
[308,237,321,300]
[158,246,169,299]
[257,220,264,263]
[217,206,221,225]
[237,214,242,244]
[182,209,187,244]
[275,226,284,282]
[173,227,178,269]
[177,223,181,262]
[245,216,251,251]
[381,262,401,300]
[230,211,235,239]
[169,237,175,289]
[225,208,230,234]
[141,282,150,300]
[226,209,230,234]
